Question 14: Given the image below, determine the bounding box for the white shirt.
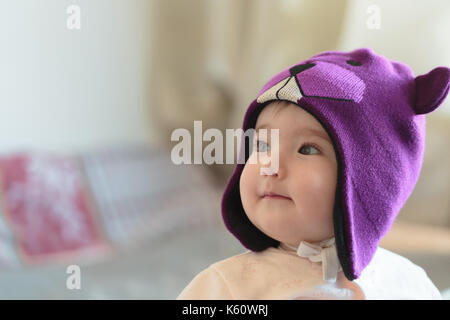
[177,244,442,300]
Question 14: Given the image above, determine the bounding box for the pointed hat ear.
[414,66,450,115]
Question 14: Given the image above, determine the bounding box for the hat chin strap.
[284,237,343,282]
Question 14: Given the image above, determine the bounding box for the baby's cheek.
[239,164,256,209]
[308,168,330,189]
[303,166,336,202]
[246,151,260,165]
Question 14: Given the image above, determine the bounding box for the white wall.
[0,0,156,154]
[338,0,450,116]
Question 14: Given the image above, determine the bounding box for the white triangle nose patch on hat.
[257,76,303,104]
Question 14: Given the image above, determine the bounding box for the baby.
[177,48,449,299]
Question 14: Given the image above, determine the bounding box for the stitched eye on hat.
[346,60,362,66]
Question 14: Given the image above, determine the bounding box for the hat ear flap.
[414,66,450,115]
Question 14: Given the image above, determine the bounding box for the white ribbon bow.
[285,237,342,282]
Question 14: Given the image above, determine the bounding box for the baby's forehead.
[254,104,331,142]
[255,123,324,138]
[256,101,313,124]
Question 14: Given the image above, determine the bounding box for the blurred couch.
[0,145,227,299]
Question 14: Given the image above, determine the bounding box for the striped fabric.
[80,145,220,246]
[0,146,220,267]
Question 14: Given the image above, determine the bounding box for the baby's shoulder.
[370,247,427,275]
[355,247,441,299]
[209,250,258,271]
[208,248,283,280]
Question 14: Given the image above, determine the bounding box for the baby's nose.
[262,165,280,177]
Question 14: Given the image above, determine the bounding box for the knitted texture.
[221,47,450,280]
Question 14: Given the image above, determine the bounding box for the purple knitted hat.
[221,47,450,280]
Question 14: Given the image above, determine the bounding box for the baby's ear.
[414,66,450,115]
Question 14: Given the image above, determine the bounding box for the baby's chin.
[253,220,303,244]
[252,215,328,245]
[265,233,302,247]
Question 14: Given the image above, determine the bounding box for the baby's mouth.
[262,192,291,201]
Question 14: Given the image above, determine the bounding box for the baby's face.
[239,101,338,247]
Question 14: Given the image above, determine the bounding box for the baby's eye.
[298,143,320,155]
[256,140,270,152]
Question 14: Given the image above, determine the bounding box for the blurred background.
[0,0,449,299]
